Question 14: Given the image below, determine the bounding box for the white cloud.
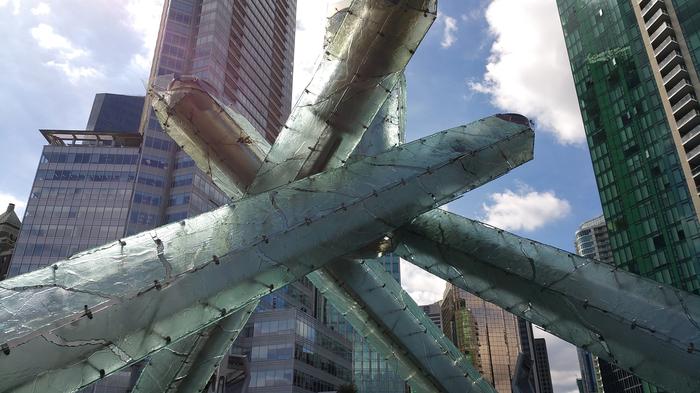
[292,0,329,103]
[30,23,87,59]
[400,259,446,305]
[0,192,26,218]
[45,60,102,84]
[124,0,162,73]
[440,15,457,48]
[30,2,50,15]
[481,185,571,231]
[0,0,20,15]
[470,0,585,145]
[30,23,101,83]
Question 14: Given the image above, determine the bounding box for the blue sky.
[0,1,598,392]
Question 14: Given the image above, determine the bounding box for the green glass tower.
[556,0,700,292]
[557,0,700,391]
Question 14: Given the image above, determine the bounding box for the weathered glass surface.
[132,302,256,392]
[248,0,437,194]
[309,258,496,393]
[348,73,407,161]
[394,209,700,393]
[138,73,414,392]
[0,116,532,392]
[140,69,414,392]
[150,77,270,199]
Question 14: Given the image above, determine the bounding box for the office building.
[515,317,543,393]
[9,94,143,276]
[420,301,443,330]
[575,215,613,262]
[0,203,21,280]
[577,349,604,393]
[126,0,296,235]
[441,284,521,392]
[557,1,700,389]
[533,338,554,393]
[574,215,643,393]
[556,0,700,292]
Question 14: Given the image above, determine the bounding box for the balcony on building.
[667,80,694,103]
[681,124,700,152]
[672,94,698,118]
[642,0,665,20]
[655,35,680,61]
[649,22,674,47]
[658,51,683,75]
[663,64,688,89]
[677,109,700,135]
[645,8,670,32]
[687,145,700,171]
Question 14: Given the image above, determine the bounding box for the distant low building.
[0,203,21,280]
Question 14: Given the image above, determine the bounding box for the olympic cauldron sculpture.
[1,1,699,392]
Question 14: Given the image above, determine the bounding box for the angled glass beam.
[132,302,255,393]
[348,73,407,161]
[394,209,700,393]
[150,77,270,199]
[134,77,268,393]
[142,70,492,392]
[137,72,409,393]
[248,0,437,194]
[135,75,409,393]
[0,117,532,393]
[305,74,500,393]
[309,258,496,393]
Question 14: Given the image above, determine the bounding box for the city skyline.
[0,1,605,391]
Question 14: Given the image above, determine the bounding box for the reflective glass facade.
[10,132,140,275]
[441,284,521,392]
[556,0,700,390]
[227,276,353,393]
[556,0,700,294]
[127,0,296,236]
[86,94,145,133]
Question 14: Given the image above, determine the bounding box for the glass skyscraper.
[556,0,700,293]
[556,0,700,391]
[126,0,296,236]
[574,215,643,393]
[441,284,522,393]
[533,339,554,393]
